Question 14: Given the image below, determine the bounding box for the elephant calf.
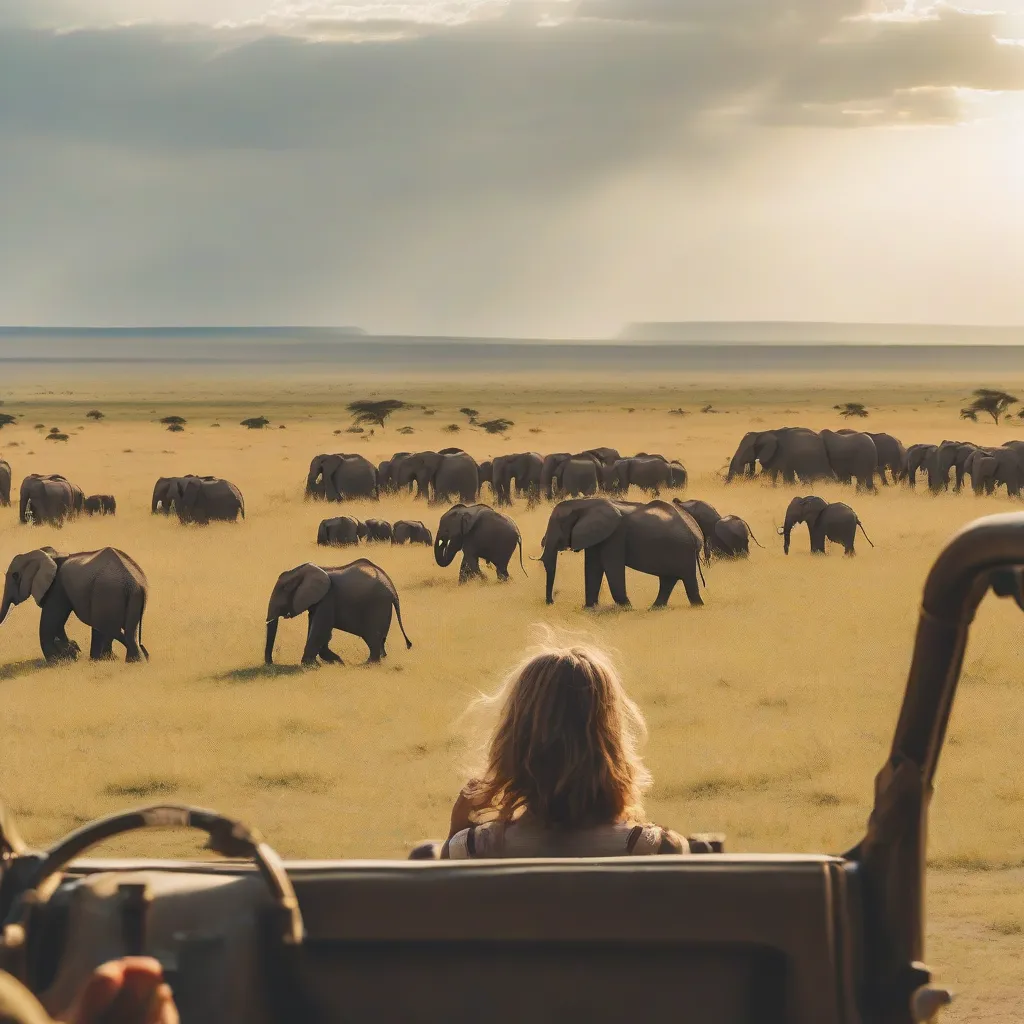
[265,559,412,666]
[781,496,874,556]
[84,494,117,515]
[363,519,394,542]
[318,516,361,546]
[393,520,433,545]
[0,546,149,662]
[674,499,762,559]
[434,504,525,582]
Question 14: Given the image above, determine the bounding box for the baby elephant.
[265,559,412,666]
[318,516,361,546]
[363,519,394,542]
[434,504,525,583]
[714,516,763,558]
[393,520,433,546]
[781,496,874,556]
[84,494,117,516]
[0,546,149,662]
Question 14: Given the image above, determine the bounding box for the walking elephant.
[491,452,544,505]
[19,474,83,526]
[306,454,378,501]
[932,440,979,493]
[363,519,394,542]
[903,444,937,489]
[396,451,479,504]
[377,453,413,495]
[166,476,244,523]
[0,546,149,662]
[601,455,676,496]
[554,455,600,498]
[265,559,412,666]
[0,459,11,507]
[866,432,906,486]
[781,496,873,556]
[434,504,525,582]
[821,430,878,490]
[393,520,432,545]
[964,446,1023,497]
[727,428,834,484]
[538,498,704,609]
[540,453,572,500]
[317,516,361,546]
[84,494,117,515]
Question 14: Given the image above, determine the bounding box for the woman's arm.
[447,781,483,839]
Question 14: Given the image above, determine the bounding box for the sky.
[1,0,1023,337]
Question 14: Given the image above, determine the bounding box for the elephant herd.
[318,517,432,546]
[904,439,1024,497]
[306,448,688,505]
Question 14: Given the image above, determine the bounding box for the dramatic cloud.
[0,0,1022,332]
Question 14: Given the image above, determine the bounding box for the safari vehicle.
[2,513,1022,1024]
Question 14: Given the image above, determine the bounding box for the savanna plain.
[1,366,1022,1021]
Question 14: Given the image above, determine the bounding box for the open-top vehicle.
[3,512,1023,1023]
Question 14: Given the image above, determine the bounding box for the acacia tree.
[0,413,16,428]
[835,402,869,418]
[86,410,105,421]
[347,399,406,430]
[960,388,1018,425]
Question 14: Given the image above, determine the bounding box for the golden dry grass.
[1,366,1023,1019]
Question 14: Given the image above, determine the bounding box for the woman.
[439,639,688,859]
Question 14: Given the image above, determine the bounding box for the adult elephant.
[397,450,479,504]
[0,546,149,662]
[306,454,378,502]
[727,428,834,484]
[540,453,572,500]
[602,455,673,497]
[19,474,83,526]
[265,559,412,666]
[781,496,873,556]
[0,459,11,507]
[673,498,719,560]
[491,452,544,505]
[821,430,878,490]
[84,494,117,515]
[477,460,493,496]
[393,520,433,545]
[363,519,394,542]
[584,447,621,467]
[554,455,600,498]
[378,453,413,495]
[714,516,763,557]
[317,516,361,546]
[152,476,180,514]
[667,461,688,490]
[964,446,1023,497]
[539,498,704,608]
[866,432,906,486]
[903,444,937,489]
[932,440,978,493]
[434,504,525,582]
[166,476,244,523]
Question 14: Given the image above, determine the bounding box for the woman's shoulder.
[626,822,688,855]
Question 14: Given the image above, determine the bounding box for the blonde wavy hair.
[462,631,651,828]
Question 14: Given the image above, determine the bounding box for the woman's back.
[447,819,687,859]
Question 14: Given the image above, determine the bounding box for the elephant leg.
[810,526,826,554]
[301,603,334,665]
[458,553,484,583]
[601,553,630,607]
[652,577,677,608]
[89,629,116,661]
[39,596,76,662]
[319,645,344,664]
[681,567,704,607]
[495,557,512,582]
[583,547,604,608]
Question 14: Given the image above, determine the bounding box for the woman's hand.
[59,958,178,1024]
[448,780,483,839]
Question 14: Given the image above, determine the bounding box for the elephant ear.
[283,564,332,616]
[183,477,202,506]
[758,435,778,465]
[570,503,622,551]
[24,550,58,606]
[458,507,480,535]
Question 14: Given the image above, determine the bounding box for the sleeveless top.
[447,819,688,859]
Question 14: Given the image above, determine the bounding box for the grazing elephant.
[477,460,493,494]
[264,559,412,666]
[821,430,878,490]
[396,451,479,504]
[602,455,676,496]
[393,520,432,545]
[166,476,244,523]
[931,440,978,493]
[491,452,544,505]
[0,546,149,662]
[434,504,525,582]
[0,459,11,507]
[540,453,572,500]
[306,453,378,502]
[378,453,413,495]
[363,519,394,542]
[317,516,361,546]
[84,494,117,515]
[667,460,688,489]
[713,516,763,557]
[902,444,936,489]
[781,496,873,556]
[673,498,718,560]
[555,455,600,498]
[964,446,1023,497]
[728,428,834,484]
[19,474,83,526]
[539,498,704,608]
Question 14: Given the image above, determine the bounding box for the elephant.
[166,476,244,523]
[306,453,378,502]
[434,504,526,582]
[667,461,688,489]
[902,444,937,489]
[964,446,1023,497]
[584,447,621,467]
[378,453,413,495]
[19,474,83,526]
[866,433,906,486]
[820,430,878,490]
[317,516,362,546]
[0,546,149,662]
[393,520,433,545]
[84,494,117,515]
[554,455,601,498]
[538,498,705,609]
[363,519,394,542]
[673,498,719,560]
[0,459,11,507]
[396,451,479,504]
[932,440,979,493]
[264,558,412,666]
[727,428,834,484]
[781,496,874,556]
[477,461,493,494]
[152,476,180,514]
[713,516,763,557]
[601,455,677,497]
[540,453,572,500]
[490,452,544,505]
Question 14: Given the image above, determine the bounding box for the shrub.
[240,416,270,429]
[346,426,364,434]
[160,415,187,426]
[443,424,461,433]
[45,432,69,442]
[459,408,479,423]
[34,424,45,430]
[397,426,415,435]
[668,408,687,416]
[0,413,15,428]
[477,418,514,435]
[48,426,60,434]
[700,404,717,414]
[835,402,869,418]
[167,423,185,433]
[86,410,105,420]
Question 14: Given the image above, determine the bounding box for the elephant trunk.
[264,618,280,665]
[726,454,744,482]
[19,489,30,524]
[543,548,558,604]
[434,537,460,568]
[782,511,798,555]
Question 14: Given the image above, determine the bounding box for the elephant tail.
[517,530,528,578]
[138,590,150,660]
[696,554,707,590]
[857,520,875,548]
[747,526,765,549]
[393,595,413,650]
